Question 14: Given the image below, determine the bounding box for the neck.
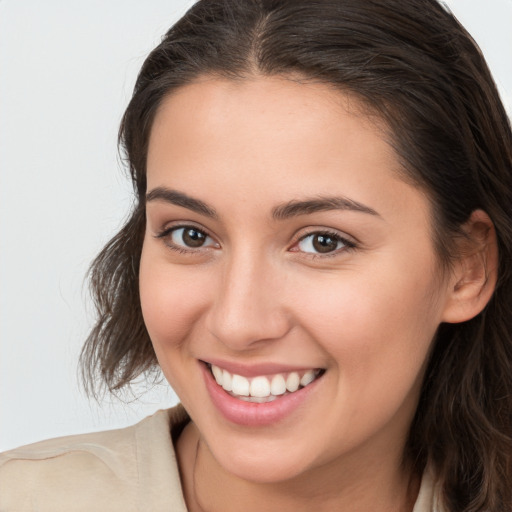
[176,422,420,512]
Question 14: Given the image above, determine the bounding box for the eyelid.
[289,227,357,256]
[154,219,214,238]
[153,222,356,257]
[154,222,220,252]
[294,226,358,244]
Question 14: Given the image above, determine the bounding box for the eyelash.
[291,229,357,260]
[154,225,357,257]
[294,230,356,254]
[154,225,216,254]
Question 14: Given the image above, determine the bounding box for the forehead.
[149,76,386,148]
[146,76,426,224]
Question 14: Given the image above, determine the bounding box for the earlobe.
[441,210,498,324]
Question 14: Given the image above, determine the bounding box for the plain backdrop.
[1,0,511,452]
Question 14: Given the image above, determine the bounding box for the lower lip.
[201,363,322,427]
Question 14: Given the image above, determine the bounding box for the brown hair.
[81,0,512,509]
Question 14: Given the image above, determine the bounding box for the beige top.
[0,405,442,511]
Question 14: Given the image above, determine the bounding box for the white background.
[1,0,511,452]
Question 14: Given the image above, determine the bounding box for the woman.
[1,0,511,511]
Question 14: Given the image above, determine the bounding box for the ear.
[441,210,498,324]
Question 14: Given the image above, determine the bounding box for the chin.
[205,435,317,484]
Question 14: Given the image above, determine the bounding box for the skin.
[139,76,495,511]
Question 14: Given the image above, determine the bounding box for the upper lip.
[201,358,323,378]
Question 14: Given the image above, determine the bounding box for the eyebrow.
[146,187,218,219]
[272,196,380,220]
[145,187,379,221]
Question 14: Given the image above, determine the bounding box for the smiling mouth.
[206,363,325,403]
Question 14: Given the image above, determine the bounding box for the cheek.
[138,245,210,355]
[296,267,439,345]
[291,272,440,445]
[138,247,216,399]
[293,254,442,399]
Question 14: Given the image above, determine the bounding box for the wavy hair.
[80,1,512,509]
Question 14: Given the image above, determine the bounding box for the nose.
[205,248,292,351]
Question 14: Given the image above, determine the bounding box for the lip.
[203,358,320,378]
[201,361,323,427]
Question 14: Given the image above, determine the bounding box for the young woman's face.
[140,77,453,483]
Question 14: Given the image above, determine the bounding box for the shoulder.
[0,405,190,512]
[413,465,446,512]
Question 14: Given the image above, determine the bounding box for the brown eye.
[297,232,348,254]
[169,227,215,249]
[312,234,339,253]
[182,228,207,247]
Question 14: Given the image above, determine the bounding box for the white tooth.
[231,374,250,396]
[250,376,271,398]
[270,374,286,395]
[300,370,316,387]
[286,372,300,392]
[211,365,223,385]
[222,370,232,392]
